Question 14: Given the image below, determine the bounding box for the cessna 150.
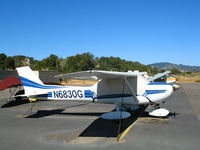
[16,66,175,120]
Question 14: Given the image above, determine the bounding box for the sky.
[0,0,199,66]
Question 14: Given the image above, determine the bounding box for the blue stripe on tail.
[19,76,65,89]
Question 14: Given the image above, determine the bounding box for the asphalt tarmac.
[0,83,200,150]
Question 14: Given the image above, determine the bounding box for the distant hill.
[149,62,200,72]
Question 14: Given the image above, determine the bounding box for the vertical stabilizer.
[16,66,44,96]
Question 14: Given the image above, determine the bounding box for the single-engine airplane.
[16,66,174,120]
[140,70,180,90]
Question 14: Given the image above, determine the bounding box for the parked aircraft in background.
[16,66,175,120]
[140,71,180,90]
[146,71,171,82]
[166,76,177,83]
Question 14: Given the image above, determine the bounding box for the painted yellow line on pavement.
[118,120,137,142]
[117,108,146,142]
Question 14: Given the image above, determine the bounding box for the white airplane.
[140,71,180,90]
[16,66,174,120]
[146,71,171,82]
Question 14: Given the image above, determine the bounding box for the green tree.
[159,69,166,73]
[29,57,37,69]
[0,53,7,70]
[171,68,181,75]
[34,60,45,70]
[43,54,58,70]
[98,57,124,71]
[63,52,95,73]
[5,57,15,70]
[34,54,58,70]
[13,55,26,67]
[146,66,158,75]
[97,56,150,72]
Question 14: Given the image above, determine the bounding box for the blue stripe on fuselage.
[148,82,173,86]
[48,92,52,97]
[143,90,167,97]
[97,94,132,99]
[145,90,166,95]
[19,76,65,89]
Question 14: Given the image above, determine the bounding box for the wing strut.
[124,78,139,102]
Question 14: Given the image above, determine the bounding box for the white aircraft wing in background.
[147,71,171,82]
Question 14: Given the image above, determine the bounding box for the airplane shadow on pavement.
[79,105,147,137]
[25,105,147,138]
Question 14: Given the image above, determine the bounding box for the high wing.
[55,70,139,102]
[55,70,138,80]
[147,71,170,82]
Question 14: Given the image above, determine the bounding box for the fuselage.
[16,66,174,106]
[27,81,173,105]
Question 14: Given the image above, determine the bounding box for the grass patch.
[189,74,197,77]
[177,72,200,83]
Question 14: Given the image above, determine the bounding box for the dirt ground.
[176,72,200,83]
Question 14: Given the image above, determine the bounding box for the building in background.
[0,70,59,83]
